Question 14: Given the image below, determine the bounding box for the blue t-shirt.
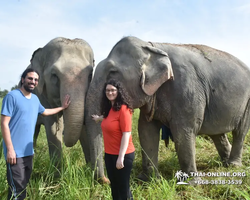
[1,89,45,159]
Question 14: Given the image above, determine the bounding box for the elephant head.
[30,37,94,151]
[85,36,173,179]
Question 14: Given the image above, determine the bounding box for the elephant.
[27,37,94,171]
[85,36,250,181]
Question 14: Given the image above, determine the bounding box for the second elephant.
[85,36,250,181]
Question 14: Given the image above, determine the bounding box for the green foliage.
[0,89,8,98]
[0,102,250,199]
[0,84,18,98]
[11,85,18,91]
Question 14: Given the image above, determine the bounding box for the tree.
[11,85,18,91]
[0,88,9,98]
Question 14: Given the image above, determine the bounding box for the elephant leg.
[173,125,197,175]
[138,112,162,181]
[33,124,41,148]
[229,100,250,166]
[209,134,231,164]
[44,115,64,169]
[228,130,247,166]
[34,115,44,148]
[79,125,91,164]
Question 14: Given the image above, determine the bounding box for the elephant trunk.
[61,82,86,147]
[63,100,85,147]
[85,80,105,179]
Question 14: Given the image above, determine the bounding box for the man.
[1,68,71,200]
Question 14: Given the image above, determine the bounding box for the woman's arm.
[116,131,131,169]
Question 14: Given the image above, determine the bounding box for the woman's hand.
[116,156,124,169]
[91,114,103,123]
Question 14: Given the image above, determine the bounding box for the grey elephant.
[85,36,250,181]
[28,37,94,170]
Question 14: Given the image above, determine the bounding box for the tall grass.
[0,98,250,199]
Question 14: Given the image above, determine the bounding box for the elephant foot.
[51,170,61,180]
[137,171,160,183]
[221,158,229,167]
[98,176,110,185]
[227,160,242,167]
[137,172,150,182]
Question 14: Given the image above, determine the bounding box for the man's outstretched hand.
[62,94,71,109]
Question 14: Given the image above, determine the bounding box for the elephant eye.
[51,74,60,87]
[107,69,118,80]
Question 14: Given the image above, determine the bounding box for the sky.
[0,0,250,91]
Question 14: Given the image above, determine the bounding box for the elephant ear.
[140,45,174,96]
[29,48,45,95]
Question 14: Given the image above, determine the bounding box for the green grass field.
[0,98,250,199]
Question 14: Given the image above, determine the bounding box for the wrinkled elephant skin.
[86,36,250,181]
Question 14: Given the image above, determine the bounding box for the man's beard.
[23,83,35,93]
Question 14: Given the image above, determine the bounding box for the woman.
[92,79,135,200]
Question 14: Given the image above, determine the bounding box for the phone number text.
[195,180,242,185]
